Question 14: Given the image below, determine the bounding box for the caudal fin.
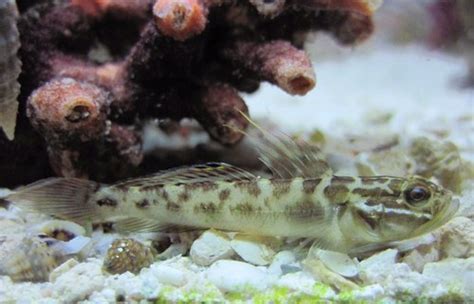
[6,178,100,222]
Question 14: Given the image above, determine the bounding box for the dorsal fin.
[231,111,333,179]
[111,162,257,189]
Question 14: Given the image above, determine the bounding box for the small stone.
[49,258,79,282]
[401,244,439,273]
[423,257,474,299]
[206,260,274,292]
[189,230,234,266]
[230,235,277,266]
[148,264,188,287]
[0,234,61,282]
[410,137,464,193]
[357,148,415,177]
[268,250,296,275]
[276,272,321,295]
[0,219,23,234]
[437,217,474,259]
[351,284,385,302]
[359,249,399,284]
[52,259,105,303]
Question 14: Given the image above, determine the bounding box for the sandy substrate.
[0,44,473,303]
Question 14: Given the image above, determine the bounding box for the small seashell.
[309,248,359,278]
[190,229,234,266]
[49,258,79,282]
[268,250,297,275]
[303,258,359,291]
[230,234,277,266]
[29,220,86,241]
[0,235,60,282]
[102,238,154,274]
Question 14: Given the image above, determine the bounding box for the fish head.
[342,176,458,246]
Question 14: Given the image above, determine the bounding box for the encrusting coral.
[0,0,379,186]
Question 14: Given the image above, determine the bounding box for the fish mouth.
[412,197,460,237]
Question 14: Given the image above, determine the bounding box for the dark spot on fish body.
[161,189,169,201]
[285,200,323,220]
[194,202,219,214]
[302,179,320,194]
[271,180,291,198]
[332,176,356,184]
[230,202,254,215]
[264,197,271,208]
[360,177,389,185]
[97,198,118,207]
[166,201,181,212]
[246,181,262,197]
[219,189,231,202]
[178,190,190,202]
[135,199,150,209]
[200,182,219,192]
[324,184,349,204]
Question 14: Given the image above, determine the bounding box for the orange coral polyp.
[153,0,207,41]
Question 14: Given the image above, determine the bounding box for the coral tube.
[222,40,316,95]
[153,0,208,41]
[27,78,110,144]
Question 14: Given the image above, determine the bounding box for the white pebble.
[423,257,474,299]
[351,284,385,301]
[276,272,320,295]
[148,264,188,286]
[437,217,474,259]
[206,260,274,292]
[189,230,234,266]
[359,249,398,284]
[52,259,105,303]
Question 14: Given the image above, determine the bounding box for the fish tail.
[6,178,101,223]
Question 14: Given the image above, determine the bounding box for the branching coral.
[0,0,379,185]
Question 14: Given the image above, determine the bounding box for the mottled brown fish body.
[94,177,339,238]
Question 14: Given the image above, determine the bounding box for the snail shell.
[103,238,154,275]
[0,234,60,282]
[0,0,21,140]
[29,220,86,241]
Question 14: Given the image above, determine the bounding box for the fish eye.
[404,186,430,204]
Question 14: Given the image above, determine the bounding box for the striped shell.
[0,0,21,140]
[0,235,60,282]
[103,238,154,275]
[29,220,86,241]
